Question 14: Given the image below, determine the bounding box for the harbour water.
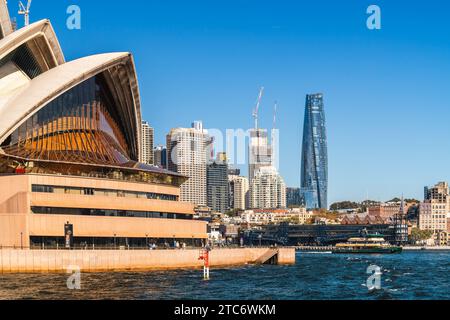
[0,251,449,300]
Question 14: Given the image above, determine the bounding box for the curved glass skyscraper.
[300,94,328,210]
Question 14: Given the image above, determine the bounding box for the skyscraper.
[229,170,249,211]
[300,94,328,210]
[286,187,302,207]
[248,128,272,184]
[207,152,229,213]
[153,145,167,169]
[250,166,286,209]
[140,120,154,165]
[167,121,213,206]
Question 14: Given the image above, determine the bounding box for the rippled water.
[0,251,449,300]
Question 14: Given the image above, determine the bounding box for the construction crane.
[18,0,32,27]
[252,87,264,130]
[273,101,278,129]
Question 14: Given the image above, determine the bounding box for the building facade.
[229,174,249,211]
[300,93,328,210]
[166,121,213,206]
[241,208,309,226]
[140,120,154,165]
[248,128,272,184]
[250,166,286,209]
[207,153,229,214]
[153,145,167,169]
[419,182,449,235]
[0,13,207,248]
[286,187,302,207]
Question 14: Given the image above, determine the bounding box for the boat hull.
[332,247,403,254]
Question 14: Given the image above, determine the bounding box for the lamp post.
[113,233,117,249]
[145,234,148,249]
[20,232,23,250]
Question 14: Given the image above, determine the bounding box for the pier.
[0,247,295,273]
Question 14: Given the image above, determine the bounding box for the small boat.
[332,234,402,254]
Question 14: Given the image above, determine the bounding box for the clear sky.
[8,0,450,204]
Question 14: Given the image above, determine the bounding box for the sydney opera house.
[0,2,207,249]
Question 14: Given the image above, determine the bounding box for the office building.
[153,145,167,169]
[300,93,328,210]
[140,121,154,165]
[248,128,272,184]
[286,187,302,207]
[207,153,229,214]
[167,121,213,206]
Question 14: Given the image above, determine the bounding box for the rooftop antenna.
[18,0,32,27]
[252,87,264,130]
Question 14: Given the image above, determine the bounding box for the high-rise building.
[140,121,154,165]
[420,182,449,234]
[207,153,229,214]
[300,93,328,210]
[248,128,272,184]
[167,121,213,206]
[153,145,167,169]
[229,172,249,211]
[250,166,286,209]
[286,187,302,207]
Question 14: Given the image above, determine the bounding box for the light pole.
[20,232,23,250]
[113,233,117,249]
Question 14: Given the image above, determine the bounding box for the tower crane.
[252,87,264,130]
[18,0,32,27]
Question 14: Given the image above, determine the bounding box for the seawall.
[0,247,295,273]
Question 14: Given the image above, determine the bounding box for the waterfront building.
[250,166,286,209]
[368,203,403,220]
[420,182,449,232]
[286,187,302,207]
[241,208,309,226]
[300,93,328,210]
[207,152,229,214]
[166,121,213,206]
[140,120,154,165]
[228,173,249,211]
[153,145,167,169]
[0,12,206,248]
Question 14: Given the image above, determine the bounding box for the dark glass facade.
[31,184,178,201]
[31,207,193,220]
[207,161,229,213]
[0,43,44,79]
[1,74,134,165]
[300,94,328,210]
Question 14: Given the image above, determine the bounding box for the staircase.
[255,249,279,265]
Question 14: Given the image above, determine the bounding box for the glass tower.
[300,94,328,210]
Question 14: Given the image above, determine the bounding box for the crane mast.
[252,87,264,130]
[18,0,32,27]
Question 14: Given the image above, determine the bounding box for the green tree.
[410,228,434,242]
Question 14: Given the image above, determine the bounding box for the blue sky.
[8,0,450,204]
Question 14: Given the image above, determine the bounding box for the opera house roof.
[0,4,184,185]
